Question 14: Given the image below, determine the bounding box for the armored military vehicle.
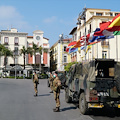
[65,59,120,114]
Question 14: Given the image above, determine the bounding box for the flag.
[69,47,78,53]
[114,31,120,35]
[66,41,76,52]
[74,36,84,48]
[107,13,120,31]
[94,13,120,36]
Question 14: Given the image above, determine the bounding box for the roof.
[50,38,72,48]
[33,30,44,34]
[69,27,77,35]
[27,36,33,38]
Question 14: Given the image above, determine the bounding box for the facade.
[69,27,78,62]
[27,30,50,72]
[0,28,28,68]
[50,38,71,72]
[75,8,120,62]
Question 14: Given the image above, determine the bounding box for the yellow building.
[50,37,71,71]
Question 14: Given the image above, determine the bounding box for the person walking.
[33,72,39,97]
[53,71,61,112]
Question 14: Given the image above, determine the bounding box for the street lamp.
[13,50,19,79]
[77,7,87,61]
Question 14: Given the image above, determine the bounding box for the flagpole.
[116,35,118,61]
[97,42,98,58]
[108,39,110,59]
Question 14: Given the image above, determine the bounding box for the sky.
[0,0,120,47]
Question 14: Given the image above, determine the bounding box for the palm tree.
[3,47,13,76]
[38,46,42,73]
[32,42,39,71]
[0,45,6,66]
[20,46,28,69]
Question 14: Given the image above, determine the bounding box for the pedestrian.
[53,71,61,112]
[33,72,39,97]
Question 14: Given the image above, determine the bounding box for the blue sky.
[0,0,120,47]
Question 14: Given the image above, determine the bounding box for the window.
[110,13,113,16]
[14,37,19,45]
[64,46,67,52]
[14,47,18,55]
[96,13,102,16]
[4,37,9,45]
[102,51,107,59]
[15,58,18,64]
[80,32,81,38]
[64,56,67,63]
[115,13,119,16]
[75,34,77,40]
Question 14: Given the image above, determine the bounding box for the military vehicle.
[65,59,120,114]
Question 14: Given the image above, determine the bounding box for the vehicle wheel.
[116,77,120,93]
[79,92,89,115]
[47,80,50,87]
[65,88,72,103]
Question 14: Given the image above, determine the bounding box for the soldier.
[49,72,54,93]
[33,72,39,97]
[53,71,61,112]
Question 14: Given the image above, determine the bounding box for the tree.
[20,46,28,69]
[38,46,42,73]
[2,47,13,76]
[64,62,78,72]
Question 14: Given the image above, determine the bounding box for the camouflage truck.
[65,59,120,114]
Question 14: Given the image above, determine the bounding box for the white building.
[76,8,120,62]
[0,28,28,68]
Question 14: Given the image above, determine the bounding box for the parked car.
[65,59,120,114]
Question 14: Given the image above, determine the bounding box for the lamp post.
[77,7,87,61]
[13,51,16,79]
[59,34,64,71]
[13,50,19,79]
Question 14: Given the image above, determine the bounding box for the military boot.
[53,107,57,111]
[53,107,60,112]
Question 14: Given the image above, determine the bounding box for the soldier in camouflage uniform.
[53,71,61,112]
[33,72,39,97]
[49,72,54,93]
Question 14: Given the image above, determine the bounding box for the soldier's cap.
[55,71,58,74]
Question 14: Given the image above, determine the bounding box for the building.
[69,27,78,62]
[50,36,71,72]
[27,30,50,72]
[0,28,28,67]
[75,8,120,62]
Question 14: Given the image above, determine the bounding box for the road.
[0,78,120,120]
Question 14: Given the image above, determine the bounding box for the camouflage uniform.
[53,76,61,111]
[49,74,54,91]
[33,73,39,96]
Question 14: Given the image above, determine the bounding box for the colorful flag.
[94,13,120,36]
[69,47,78,53]
[66,41,77,52]
[114,31,120,35]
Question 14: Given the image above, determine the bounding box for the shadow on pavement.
[61,106,77,112]
[38,94,51,97]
